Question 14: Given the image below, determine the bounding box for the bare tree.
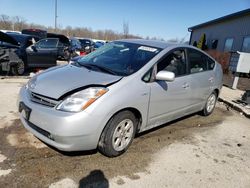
[0,14,12,29]
[123,21,129,39]
[12,16,26,31]
[0,14,145,41]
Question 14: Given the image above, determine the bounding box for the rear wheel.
[11,61,25,75]
[98,111,137,157]
[202,91,217,116]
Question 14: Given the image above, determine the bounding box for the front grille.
[30,92,59,107]
[26,119,54,140]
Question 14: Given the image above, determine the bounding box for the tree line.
[0,14,142,40]
[0,14,189,42]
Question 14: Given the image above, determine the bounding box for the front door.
[147,48,192,128]
[26,38,58,67]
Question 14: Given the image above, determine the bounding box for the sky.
[0,0,249,41]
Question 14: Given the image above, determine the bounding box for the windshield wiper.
[82,64,118,75]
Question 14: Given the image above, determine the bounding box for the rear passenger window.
[207,57,215,70]
[188,49,207,73]
[188,49,214,73]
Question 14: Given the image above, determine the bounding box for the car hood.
[29,65,122,99]
[0,31,19,46]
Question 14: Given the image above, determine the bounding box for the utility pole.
[55,0,58,32]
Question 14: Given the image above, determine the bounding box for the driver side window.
[157,49,187,77]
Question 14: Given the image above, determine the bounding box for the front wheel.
[98,111,137,157]
[11,61,26,75]
[201,91,217,116]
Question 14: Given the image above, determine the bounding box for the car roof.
[115,39,205,52]
[116,39,180,49]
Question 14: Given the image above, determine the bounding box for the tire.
[98,111,137,157]
[201,91,217,116]
[11,61,25,75]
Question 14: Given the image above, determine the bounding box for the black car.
[47,33,71,60]
[0,31,70,75]
[69,38,82,57]
[21,30,71,60]
[26,38,61,68]
[25,33,72,69]
[0,31,38,75]
[77,38,95,54]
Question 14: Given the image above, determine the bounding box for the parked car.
[18,39,223,157]
[0,31,39,75]
[77,38,95,55]
[69,37,83,57]
[26,33,73,63]
[47,33,71,60]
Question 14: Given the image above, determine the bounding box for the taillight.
[80,51,87,56]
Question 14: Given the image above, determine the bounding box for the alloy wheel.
[112,119,134,151]
[206,93,216,113]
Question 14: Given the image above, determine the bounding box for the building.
[188,9,250,53]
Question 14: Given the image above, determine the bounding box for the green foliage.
[197,33,206,50]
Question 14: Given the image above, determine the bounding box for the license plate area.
[19,102,32,121]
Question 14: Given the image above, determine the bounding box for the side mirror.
[31,45,37,52]
[156,71,175,82]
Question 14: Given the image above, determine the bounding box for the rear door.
[147,48,193,127]
[26,38,58,67]
[186,48,215,109]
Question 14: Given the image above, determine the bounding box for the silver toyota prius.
[18,39,223,157]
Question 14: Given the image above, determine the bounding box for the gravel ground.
[0,78,249,188]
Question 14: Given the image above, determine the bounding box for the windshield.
[76,41,161,76]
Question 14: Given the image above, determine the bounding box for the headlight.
[26,75,37,90]
[56,87,108,112]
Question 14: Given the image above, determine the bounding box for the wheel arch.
[213,88,220,97]
[99,107,143,142]
[97,107,143,156]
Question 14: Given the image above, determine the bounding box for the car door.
[26,38,58,67]
[147,48,193,128]
[186,48,215,110]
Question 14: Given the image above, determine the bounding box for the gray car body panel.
[18,39,223,151]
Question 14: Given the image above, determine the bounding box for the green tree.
[197,33,206,50]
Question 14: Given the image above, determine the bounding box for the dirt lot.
[0,78,250,188]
